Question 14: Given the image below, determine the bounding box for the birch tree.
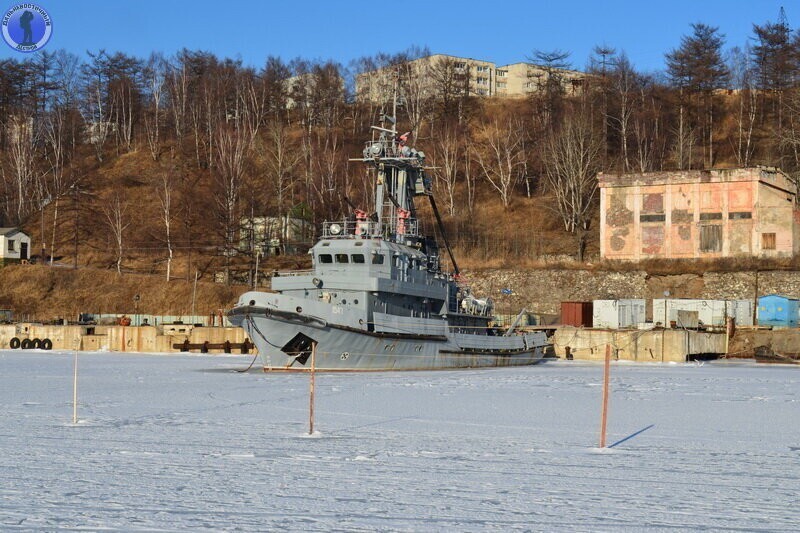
[103,193,130,274]
[431,123,465,215]
[213,125,249,283]
[542,112,601,261]
[4,114,37,224]
[472,117,526,207]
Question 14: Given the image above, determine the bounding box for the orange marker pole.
[309,343,317,435]
[599,344,611,448]
[72,348,79,424]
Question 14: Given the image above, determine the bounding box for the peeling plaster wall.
[598,168,798,261]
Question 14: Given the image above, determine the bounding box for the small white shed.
[0,228,31,264]
[592,299,646,329]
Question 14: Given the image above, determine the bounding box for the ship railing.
[273,269,314,277]
[321,219,420,239]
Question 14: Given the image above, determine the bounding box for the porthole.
[296,306,303,314]
[249,300,255,306]
[354,299,359,305]
[341,299,347,305]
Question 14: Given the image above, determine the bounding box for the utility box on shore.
[757,295,799,328]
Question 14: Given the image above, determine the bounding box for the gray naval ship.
[228,111,549,371]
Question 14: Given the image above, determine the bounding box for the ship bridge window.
[335,253,349,263]
[371,253,385,264]
[351,254,365,264]
[319,254,333,264]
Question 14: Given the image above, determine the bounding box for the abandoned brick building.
[599,168,800,260]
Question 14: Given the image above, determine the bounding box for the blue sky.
[0,0,792,72]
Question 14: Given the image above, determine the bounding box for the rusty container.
[561,301,593,327]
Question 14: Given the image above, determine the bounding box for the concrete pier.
[0,323,250,353]
[552,326,727,363]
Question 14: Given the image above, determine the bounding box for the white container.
[592,299,646,329]
[729,300,754,327]
[653,299,754,328]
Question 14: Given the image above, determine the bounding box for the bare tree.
[4,114,37,224]
[166,56,189,143]
[631,81,665,173]
[143,53,167,161]
[261,119,301,213]
[81,51,113,161]
[430,123,464,215]
[542,111,602,261]
[396,46,433,137]
[102,193,130,274]
[155,169,174,280]
[311,132,345,221]
[472,117,526,207]
[42,109,69,263]
[213,125,249,283]
[607,53,637,171]
[727,46,757,166]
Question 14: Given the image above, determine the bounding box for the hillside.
[0,264,247,322]
[6,260,800,323]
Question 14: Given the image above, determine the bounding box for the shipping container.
[560,301,593,327]
[652,299,753,329]
[757,295,799,328]
[592,299,646,329]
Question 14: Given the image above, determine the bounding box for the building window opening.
[700,225,722,252]
[762,233,776,250]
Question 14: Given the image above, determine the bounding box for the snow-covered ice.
[1,351,799,531]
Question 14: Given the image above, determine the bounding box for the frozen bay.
[1,351,799,531]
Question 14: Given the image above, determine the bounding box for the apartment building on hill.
[355,54,586,104]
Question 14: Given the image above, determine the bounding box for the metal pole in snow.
[309,342,317,435]
[599,344,611,448]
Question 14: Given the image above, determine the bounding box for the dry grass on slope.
[0,265,249,322]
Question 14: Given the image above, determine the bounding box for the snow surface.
[1,351,799,531]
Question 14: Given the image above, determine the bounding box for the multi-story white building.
[356,53,586,104]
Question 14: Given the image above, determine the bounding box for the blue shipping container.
[757,295,799,328]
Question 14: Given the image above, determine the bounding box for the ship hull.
[229,307,546,371]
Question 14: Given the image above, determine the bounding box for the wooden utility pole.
[599,344,611,448]
[72,347,79,424]
[309,342,317,435]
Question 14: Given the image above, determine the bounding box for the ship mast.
[349,79,461,275]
